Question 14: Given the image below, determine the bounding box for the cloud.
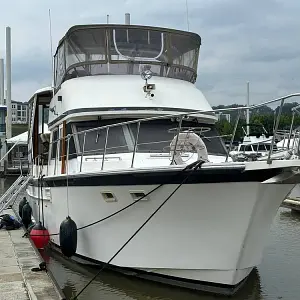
[0,0,299,107]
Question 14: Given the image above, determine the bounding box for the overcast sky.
[0,0,299,106]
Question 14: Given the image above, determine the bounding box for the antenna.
[48,9,54,88]
[107,14,110,24]
[246,82,250,136]
[185,0,190,31]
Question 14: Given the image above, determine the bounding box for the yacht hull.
[286,183,300,200]
[26,168,293,294]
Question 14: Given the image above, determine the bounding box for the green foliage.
[214,102,300,141]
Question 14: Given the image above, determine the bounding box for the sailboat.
[26,14,300,295]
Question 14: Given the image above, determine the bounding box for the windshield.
[73,119,227,156]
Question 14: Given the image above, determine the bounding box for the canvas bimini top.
[53,24,202,88]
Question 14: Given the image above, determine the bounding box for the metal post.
[19,146,22,176]
[66,135,70,175]
[6,27,12,139]
[246,82,250,136]
[131,122,140,168]
[267,98,285,164]
[101,127,109,171]
[0,58,4,105]
[54,141,59,175]
[287,111,295,150]
[107,15,110,24]
[171,116,183,165]
[47,144,49,176]
[226,110,241,162]
[80,132,86,172]
[297,131,300,158]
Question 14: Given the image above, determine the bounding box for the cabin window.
[129,120,226,155]
[54,43,66,87]
[51,129,58,159]
[240,145,252,152]
[74,120,130,155]
[257,144,266,151]
[63,123,77,159]
[73,119,226,156]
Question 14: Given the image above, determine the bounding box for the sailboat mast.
[246,82,250,136]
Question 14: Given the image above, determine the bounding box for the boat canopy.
[54,24,201,88]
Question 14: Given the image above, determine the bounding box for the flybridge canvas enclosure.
[54,25,201,88]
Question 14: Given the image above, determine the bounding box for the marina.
[44,206,300,300]
[0,4,300,300]
[0,207,64,300]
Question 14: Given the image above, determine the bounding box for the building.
[11,100,29,124]
[0,105,7,172]
[3,99,29,124]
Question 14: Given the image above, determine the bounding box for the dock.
[0,208,65,300]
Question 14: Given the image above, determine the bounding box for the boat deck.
[0,208,64,300]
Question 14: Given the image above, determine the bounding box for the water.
[2,178,300,299]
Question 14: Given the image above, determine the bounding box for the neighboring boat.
[229,124,276,160]
[26,15,300,295]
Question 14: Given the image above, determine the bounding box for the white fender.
[170,131,209,165]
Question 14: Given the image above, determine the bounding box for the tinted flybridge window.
[54,25,201,88]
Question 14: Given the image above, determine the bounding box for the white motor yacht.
[26,15,300,295]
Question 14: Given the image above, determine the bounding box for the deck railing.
[43,92,300,175]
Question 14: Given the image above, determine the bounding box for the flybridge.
[54,22,201,89]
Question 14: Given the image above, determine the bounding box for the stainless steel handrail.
[44,92,300,174]
[61,93,300,139]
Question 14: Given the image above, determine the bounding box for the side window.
[244,145,252,151]
[59,127,63,161]
[66,123,77,159]
[258,144,266,151]
[51,129,58,159]
[252,144,258,151]
[240,145,245,151]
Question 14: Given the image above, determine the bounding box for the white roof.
[6,131,28,144]
[6,123,49,145]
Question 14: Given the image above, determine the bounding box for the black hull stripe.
[32,167,283,187]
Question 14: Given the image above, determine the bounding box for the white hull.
[286,183,300,201]
[26,178,293,290]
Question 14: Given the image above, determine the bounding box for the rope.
[40,175,45,227]
[71,160,204,299]
[66,137,70,216]
[27,160,204,236]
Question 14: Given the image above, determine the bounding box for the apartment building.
[3,99,29,124]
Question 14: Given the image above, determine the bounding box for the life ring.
[170,131,209,165]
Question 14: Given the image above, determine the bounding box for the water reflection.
[279,209,300,223]
[44,249,262,300]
